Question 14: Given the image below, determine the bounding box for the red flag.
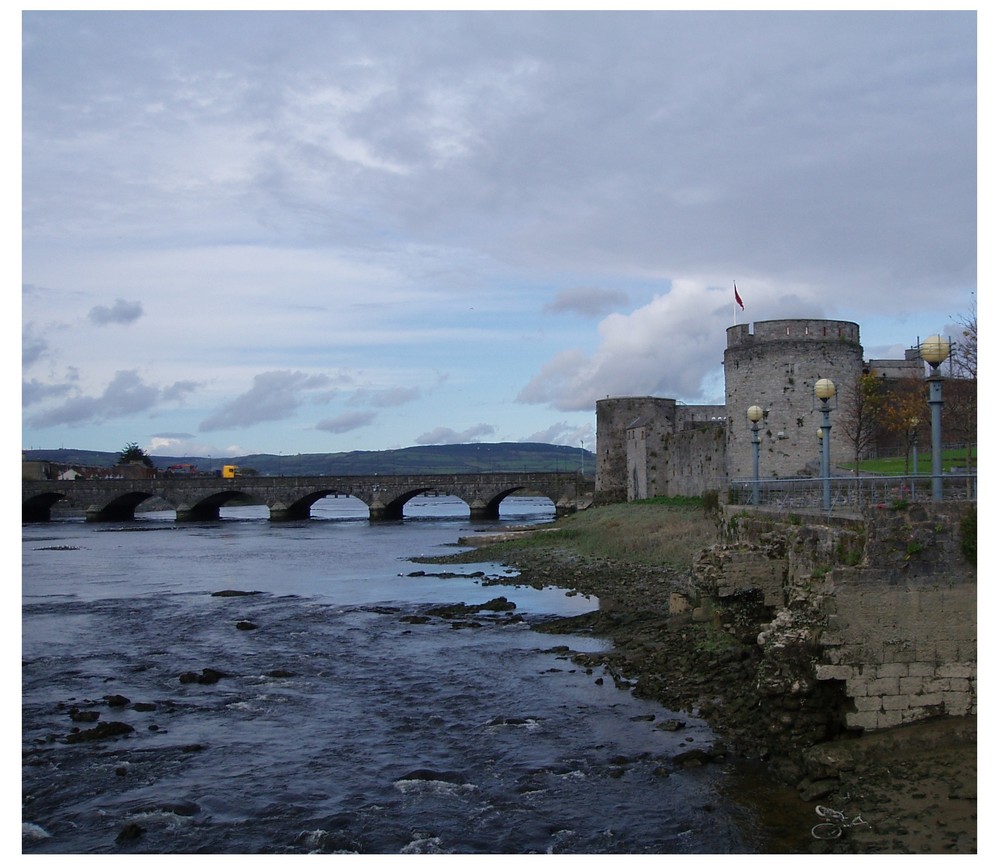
[734,281,744,310]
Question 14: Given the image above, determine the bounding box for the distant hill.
[23,442,595,477]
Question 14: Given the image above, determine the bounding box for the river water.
[23,496,802,854]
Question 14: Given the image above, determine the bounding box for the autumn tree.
[880,374,928,475]
[837,372,885,476]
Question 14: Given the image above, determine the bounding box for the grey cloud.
[199,370,335,432]
[23,377,74,407]
[545,287,629,318]
[162,380,201,402]
[316,410,377,434]
[27,369,159,428]
[415,424,496,445]
[22,325,48,367]
[88,298,144,326]
[349,386,421,408]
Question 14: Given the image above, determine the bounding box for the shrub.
[959,505,976,566]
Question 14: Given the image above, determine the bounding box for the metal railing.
[729,473,976,511]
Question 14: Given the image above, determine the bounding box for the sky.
[19,8,979,460]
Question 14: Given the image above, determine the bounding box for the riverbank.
[419,504,976,854]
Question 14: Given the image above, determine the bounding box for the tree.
[880,374,928,475]
[946,306,977,488]
[118,442,153,468]
[838,373,884,476]
[949,305,977,379]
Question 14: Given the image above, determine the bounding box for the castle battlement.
[727,319,860,349]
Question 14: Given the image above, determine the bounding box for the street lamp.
[747,405,764,505]
[908,416,920,498]
[919,335,950,501]
[814,379,837,511]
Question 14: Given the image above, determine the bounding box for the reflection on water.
[23,497,788,854]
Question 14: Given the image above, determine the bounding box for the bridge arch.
[22,473,592,523]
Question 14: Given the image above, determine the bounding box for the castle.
[594,318,923,503]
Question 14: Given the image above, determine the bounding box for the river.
[23,495,797,854]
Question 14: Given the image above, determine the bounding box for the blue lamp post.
[747,405,764,505]
[919,335,950,502]
[814,379,836,511]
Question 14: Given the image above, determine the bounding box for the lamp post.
[919,335,950,502]
[747,405,764,505]
[908,416,920,499]
[814,378,836,511]
[817,427,824,474]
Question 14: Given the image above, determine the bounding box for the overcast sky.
[20,9,978,459]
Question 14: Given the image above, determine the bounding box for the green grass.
[844,447,976,476]
[501,498,717,570]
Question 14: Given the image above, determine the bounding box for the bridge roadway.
[22,472,594,523]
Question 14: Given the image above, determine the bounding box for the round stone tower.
[724,319,864,481]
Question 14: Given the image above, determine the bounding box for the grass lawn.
[845,447,976,476]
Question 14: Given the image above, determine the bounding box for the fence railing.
[729,473,976,511]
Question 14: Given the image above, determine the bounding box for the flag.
[734,281,744,310]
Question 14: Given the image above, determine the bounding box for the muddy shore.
[418,534,977,854]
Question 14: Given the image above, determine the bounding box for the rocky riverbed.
[418,535,977,855]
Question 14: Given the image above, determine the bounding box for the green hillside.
[24,442,595,477]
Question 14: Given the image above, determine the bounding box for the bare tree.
[838,373,885,477]
[950,304,977,379]
[946,304,977,489]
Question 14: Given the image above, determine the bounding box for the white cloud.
[415,424,496,445]
[519,280,822,410]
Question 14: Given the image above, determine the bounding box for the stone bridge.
[22,472,594,523]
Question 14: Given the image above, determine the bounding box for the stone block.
[937,662,974,678]
[907,661,934,677]
[881,694,912,710]
[877,662,908,678]
[851,695,882,712]
[813,664,850,681]
[844,711,878,731]
[868,677,899,696]
[876,709,902,728]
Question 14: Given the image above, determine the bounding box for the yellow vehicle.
[221,464,239,479]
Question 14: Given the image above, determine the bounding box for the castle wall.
[596,397,676,503]
[724,320,864,481]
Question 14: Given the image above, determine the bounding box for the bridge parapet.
[22,473,593,523]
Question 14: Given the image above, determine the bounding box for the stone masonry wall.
[724,320,864,483]
[693,502,976,734]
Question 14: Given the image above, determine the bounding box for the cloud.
[316,410,377,433]
[348,386,421,408]
[415,424,496,445]
[22,377,75,407]
[22,324,49,367]
[162,380,201,402]
[199,370,336,431]
[26,369,160,428]
[522,422,595,450]
[518,280,821,411]
[87,298,144,326]
[545,287,629,318]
